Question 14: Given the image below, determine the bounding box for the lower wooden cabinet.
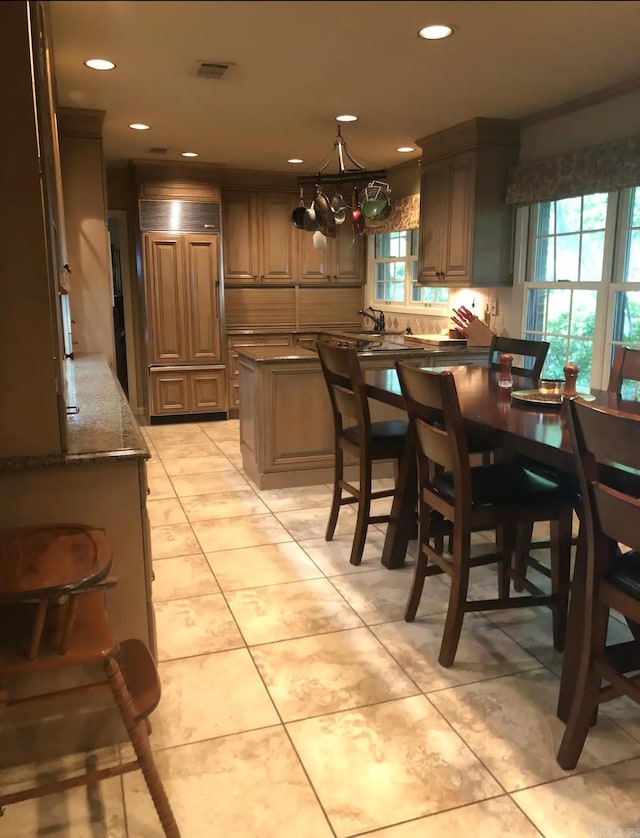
[150,365,226,416]
[227,334,292,412]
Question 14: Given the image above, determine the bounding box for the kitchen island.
[0,354,153,768]
[238,337,489,489]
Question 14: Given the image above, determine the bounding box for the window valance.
[506,133,640,206]
[365,193,419,234]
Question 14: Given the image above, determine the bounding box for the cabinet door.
[145,234,188,363]
[417,160,447,283]
[222,192,259,284]
[259,192,298,282]
[185,235,221,362]
[442,152,474,284]
[151,371,189,414]
[189,370,226,412]
[333,223,364,283]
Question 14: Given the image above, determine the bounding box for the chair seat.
[433,462,572,508]
[343,419,408,451]
[608,551,640,600]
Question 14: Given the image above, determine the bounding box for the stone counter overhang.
[0,354,149,472]
[235,342,490,364]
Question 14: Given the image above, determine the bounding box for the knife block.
[464,317,494,346]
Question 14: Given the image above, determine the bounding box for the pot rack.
[296,125,387,188]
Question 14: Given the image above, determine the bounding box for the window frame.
[366,230,449,315]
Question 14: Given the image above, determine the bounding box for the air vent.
[146,147,168,155]
[139,199,221,234]
[193,60,234,80]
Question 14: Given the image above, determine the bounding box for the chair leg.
[550,509,572,653]
[350,456,371,566]
[513,522,533,592]
[556,600,609,770]
[104,655,180,838]
[326,447,344,542]
[496,521,515,601]
[439,528,470,667]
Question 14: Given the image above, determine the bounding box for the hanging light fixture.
[296,124,387,188]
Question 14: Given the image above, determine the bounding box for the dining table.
[363,362,640,722]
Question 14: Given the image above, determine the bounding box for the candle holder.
[563,364,579,398]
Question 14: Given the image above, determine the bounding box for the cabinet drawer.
[227,334,292,349]
[190,370,226,412]
[150,366,227,415]
[151,371,189,415]
[229,379,240,407]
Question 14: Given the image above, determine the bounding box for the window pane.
[556,234,580,282]
[534,235,555,281]
[537,202,555,237]
[375,231,407,259]
[556,196,581,234]
[579,231,605,282]
[568,338,593,389]
[546,288,570,333]
[625,230,640,283]
[631,187,640,227]
[544,336,569,379]
[582,193,608,229]
[611,290,640,344]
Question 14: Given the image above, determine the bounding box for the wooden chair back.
[607,346,640,397]
[316,342,371,445]
[396,362,472,514]
[489,336,549,378]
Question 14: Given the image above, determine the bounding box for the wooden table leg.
[381,432,417,570]
[557,520,586,722]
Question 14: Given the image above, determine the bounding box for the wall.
[0,1,63,458]
[59,110,115,366]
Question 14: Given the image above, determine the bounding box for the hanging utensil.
[291,185,306,229]
[351,186,365,236]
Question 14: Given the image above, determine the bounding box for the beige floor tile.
[601,695,640,743]
[370,796,542,837]
[152,554,219,601]
[147,474,176,500]
[429,668,640,792]
[147,426,208,444]
[200,421,241,443]
[192,513,291,552]
[145,460,167,478]
[181,489,269,521]
[275,505,357,541]
[252,627,419,721]
[299,530,388,575]
[287,695,501,837]
[150,522,200,560]
[226,578,363,645]
[3,776,126,836]
[154,593,243,661]
[330,568,450,625]
[152,441,221,459]
[146,497,187,527]
[162,455,236,476]
[213,439,243,466]
[151,649,278,750]
[256,484,333,512]
[0,744,121,790]
[123,727,332,837]
[371,614,541,693]
[206,541,322,591]
[512,757,640,838]
[170,470,249,497]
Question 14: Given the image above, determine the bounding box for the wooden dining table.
[363,362,640,721]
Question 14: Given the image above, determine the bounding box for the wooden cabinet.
[298,221,365,284]
[227,334,292,412]
[150,366,226,415]
[185,235,221,361]
[222,190,298,285]
[416,118,520,288]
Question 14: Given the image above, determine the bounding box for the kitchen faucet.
[358,306,386,333]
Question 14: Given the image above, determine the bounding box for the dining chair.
[488,335,550,379]
[317,342,408,566]
[607,345,640,397]
[557,398,640,770]
[0,523,180,836]
[396,361,574,667]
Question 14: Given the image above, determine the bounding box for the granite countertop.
[0,354,149,472]
[237,341,490,364]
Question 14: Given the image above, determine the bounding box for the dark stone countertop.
[0,354,149,472]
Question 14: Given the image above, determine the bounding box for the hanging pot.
[313,189,336,238]
[291,186,306,229]
[351,187,365,236]
[359,180,392,220]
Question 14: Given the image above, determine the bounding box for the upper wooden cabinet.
[298,221,365,284]
[145,233,221,364]
[222,190,298,284]
[416,118,520,288]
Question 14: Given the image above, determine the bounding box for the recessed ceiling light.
[288,158,304,164]
[129,123,150,131]
[397,146,415,153]
[418,24,454,40]
[181,152,199,158]
[84,58,116,71]
[336,114,358,123]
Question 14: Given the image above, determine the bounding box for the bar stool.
[0,524,180,837]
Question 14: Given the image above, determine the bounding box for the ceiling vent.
[146,147,168,154]
[193,60,234,80]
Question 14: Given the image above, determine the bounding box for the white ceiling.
[50,1,640,172]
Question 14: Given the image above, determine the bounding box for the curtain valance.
[506,133,640,206]
[365,193,419,234]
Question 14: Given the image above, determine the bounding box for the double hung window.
[369,230,448,311]
[520,186,640,391]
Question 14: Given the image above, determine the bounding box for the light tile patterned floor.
[4,418,640,837]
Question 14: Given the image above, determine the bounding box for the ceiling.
[50,1,640,173]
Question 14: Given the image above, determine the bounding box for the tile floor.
[4,418,640,837]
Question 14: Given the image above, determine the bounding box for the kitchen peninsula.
[238,334,489,488]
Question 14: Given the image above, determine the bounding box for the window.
[369,230,448,311]
[520,187,640,390]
